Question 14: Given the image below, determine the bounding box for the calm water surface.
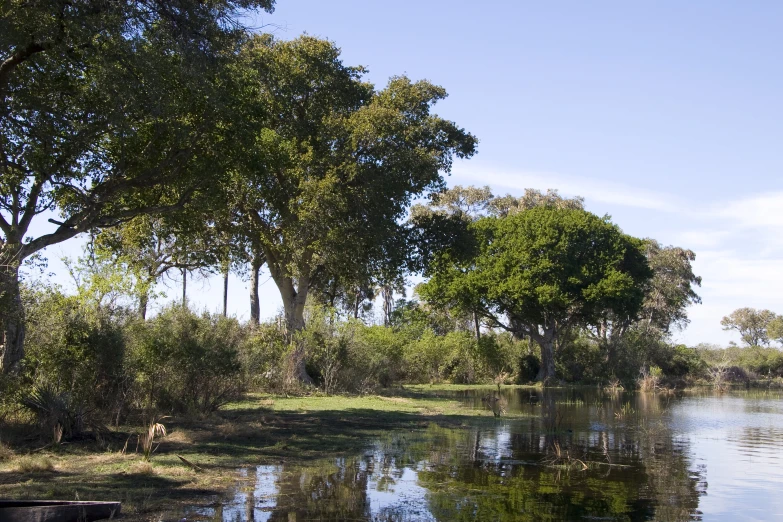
[181,388,783,521]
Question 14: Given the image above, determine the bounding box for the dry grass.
[164,429,192,445]
[0,441,13,460]
[129,461,154,475]
[14,455,55,473]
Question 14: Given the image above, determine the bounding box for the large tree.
[588,239,702,368]
[0,0,276,372]
[232,35,477,381]
[721,308,777,347]
[410,185,585,339]
[419,207,651,382]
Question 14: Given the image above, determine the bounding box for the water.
[180,388,783,521]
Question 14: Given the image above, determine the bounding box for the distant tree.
[721,308,777,347]
[767,316,783,347]
[411,186,585,341]
[420,207,651,382]
[410,185,583,222]
[93,215,220,319]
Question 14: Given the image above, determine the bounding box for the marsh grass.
[541,441,588,471]
[614,402,635,419]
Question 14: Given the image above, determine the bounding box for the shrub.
[663,345,707,378]
[127,306,244,414]
[240,323,289,391]
[517,354,540,384]
[403,329,452,383]
[22,286,128,427]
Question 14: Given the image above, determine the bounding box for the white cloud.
[450,165,677,212]
[717,191,783,229]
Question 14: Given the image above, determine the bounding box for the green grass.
[0,385,512,521]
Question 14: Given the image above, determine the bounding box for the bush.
[127,306,244,414]
[661,345,707,378]
[240,323,289,391]
[22,286,128,427]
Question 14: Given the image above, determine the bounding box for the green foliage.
[555,335,605,383]
[641,240,702,332]
[721,308,777,347]
[769,316,783,346]
[421,207,652,381]
[231,34,477,340]
[22,286,127,413]
[664,345,707,378]
[127,306,244,414]
[240,324,290,391]
[698,345,783,378]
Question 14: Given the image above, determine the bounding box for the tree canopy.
[419,207,652,381]
[721,308,777,347]
[0,0,276,372]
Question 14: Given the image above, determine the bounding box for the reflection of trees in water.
[223,391,704,521]
[266,459,371,521]
[419,390,703,521]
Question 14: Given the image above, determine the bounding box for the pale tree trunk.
[268,263,314,385]
[534,322,557,384]
[222,269,229,317]
[536,337,556,383]
[249,253,263,326]
[0,263,24,374]
[139,291,149,321]
[382,286,394,326]
[181,269,187,308]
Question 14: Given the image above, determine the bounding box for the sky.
[32,1,783,346]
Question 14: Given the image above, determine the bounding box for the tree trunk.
[536,337,556,383]
[181,269,187,308]
[534,323,557,384]
[139,291,149,321]
[222,269,229,317]
[473,311,481,342]
[268,265,314,385]
[0,264,25,374]
[382,286,394,326]
[249,253,263,326]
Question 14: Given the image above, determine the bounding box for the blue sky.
[38,1,783,346]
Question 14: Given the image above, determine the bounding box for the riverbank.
[0,385,531,520]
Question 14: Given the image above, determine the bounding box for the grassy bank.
[0,386,530,520]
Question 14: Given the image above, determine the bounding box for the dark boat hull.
[0,500,121,522]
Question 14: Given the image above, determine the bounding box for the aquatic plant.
[614,402,635,419]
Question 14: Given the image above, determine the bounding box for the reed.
[614,402,635,419]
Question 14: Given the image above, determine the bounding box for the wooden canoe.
[0,500,121,522]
